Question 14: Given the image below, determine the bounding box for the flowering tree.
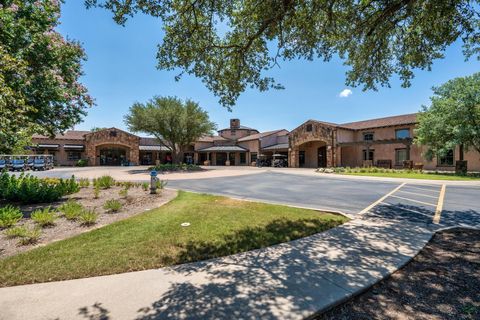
[0,0,94,153]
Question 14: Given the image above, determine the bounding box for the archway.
[296,140,328,168]
[95,144,131,166]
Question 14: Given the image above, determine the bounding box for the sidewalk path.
[0,217,433,320]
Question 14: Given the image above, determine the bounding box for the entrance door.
[318,146,327,167]
[99,148,127,166]
[299,151,305,167]
[229,153,236,166]
[216,153,227,165]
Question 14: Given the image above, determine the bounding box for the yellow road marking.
[397,189,439,199]
[359,183,406,215]
[433,184,446,224]
[389,195,437,207]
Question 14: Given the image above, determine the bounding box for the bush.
[93,185,100,199]
[142,182,149,191]
[78,209,98,226]
[118,188,128,198]
[76,159,88,167]
[18,227,41,246]
[58,200,84,220]
[78,178,90,188]
[0,172,79,204]
[94,175,115,189]
[31,207,57,227]
[156,179,167,189]
[103,199,122,213]
[5,226,28,238]
[0,205,23,228]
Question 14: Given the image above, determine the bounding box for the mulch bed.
[316,228,480,320]
[0,186,177,258]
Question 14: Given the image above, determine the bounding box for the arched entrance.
[297,140,328,168]
[98,145,130,166]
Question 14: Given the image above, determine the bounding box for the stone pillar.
[326,145,334,168]
[289,148,299,168]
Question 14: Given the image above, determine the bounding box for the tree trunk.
[171,148,183,164]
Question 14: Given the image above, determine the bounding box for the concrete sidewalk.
[0,217,434,320]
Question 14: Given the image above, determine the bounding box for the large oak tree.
[0,0,93,153]
[124,96,216,164]
[87,0,480,107]
[415,72,480,167]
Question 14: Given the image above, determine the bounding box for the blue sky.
[58,1,480,133]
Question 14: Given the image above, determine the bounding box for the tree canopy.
[86,0,480,107]
[415,72,480,162]
[124,96,216,163]
[0,0,93,153]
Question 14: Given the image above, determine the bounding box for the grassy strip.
[339,172,479,181]
[0,191,347,287]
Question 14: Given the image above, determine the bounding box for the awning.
[261,143,289,151]
[198,145,248,152]
[139,145,170,151]
[36,144,59,149]
[63,144,85,150]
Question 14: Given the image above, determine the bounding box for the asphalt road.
[168,172,480,229]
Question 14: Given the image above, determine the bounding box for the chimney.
[230,118,240,129]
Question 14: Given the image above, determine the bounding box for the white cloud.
[339,89,353,98]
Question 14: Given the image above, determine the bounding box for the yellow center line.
[433,184,446,224]
[396,189,439,199]
[388,195,437,207]
[359,182,406,215]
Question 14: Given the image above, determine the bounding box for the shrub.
[59,200,84,220]
[156,179,168,190]
[78,178,90,188]
[94,175,115,189]
[148,163,202,172]
[141,182,149,191]
[0,205,23,228]
[5,226,28,238]
[18,227,41,246]
[78,209,98,226]
[31,207,57,227]
[0,172,79,204]
[93,185,100,199]
[118,188,128,198]
[103,199,122,213]
[76,159,88,167]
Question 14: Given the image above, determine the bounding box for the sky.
[58,1,480,133]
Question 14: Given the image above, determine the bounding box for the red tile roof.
[237,129,288,142]
[32,130,90,141]
[339,113,418,130]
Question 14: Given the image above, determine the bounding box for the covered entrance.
[99,147,128,166]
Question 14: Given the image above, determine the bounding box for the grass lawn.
[0,191,347,287]
[339,172,480,181]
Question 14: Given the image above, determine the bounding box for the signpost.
[150,170,158,194]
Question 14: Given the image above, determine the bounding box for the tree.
[86,0,480,107]
[415,72,480,168]
[90,127,107,132]
[0,0,93,153]
[124,96,217,163]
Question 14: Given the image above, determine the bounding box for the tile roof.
[139,137,162,146]
[219,125,258,131]
[262,143,289,150]
[237,129,288,142]
[339,113,418,130]
[197,135,229,142]
[32,130,90,141]
[198,145,248,152]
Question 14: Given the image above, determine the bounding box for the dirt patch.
[316,228,480,320]
[0,186,177,258]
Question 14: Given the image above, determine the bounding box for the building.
[30,114,480,171]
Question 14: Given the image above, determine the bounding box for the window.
[396,128,410,139]
[362,149,374,161]
[109,130,117,137]
[306,124,313,132]
[67,151,81,161]
[438,149,454,166]
[363,133,374,141]
[251,152,257,162]
[395,149,408,166]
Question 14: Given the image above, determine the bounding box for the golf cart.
[10,156,26,171]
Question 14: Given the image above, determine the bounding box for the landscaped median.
[0,191,347,287]
[319,167,480,181]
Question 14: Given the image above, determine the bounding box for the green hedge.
[0,172,79,204]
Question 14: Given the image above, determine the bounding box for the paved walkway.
[1,171,479,320]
